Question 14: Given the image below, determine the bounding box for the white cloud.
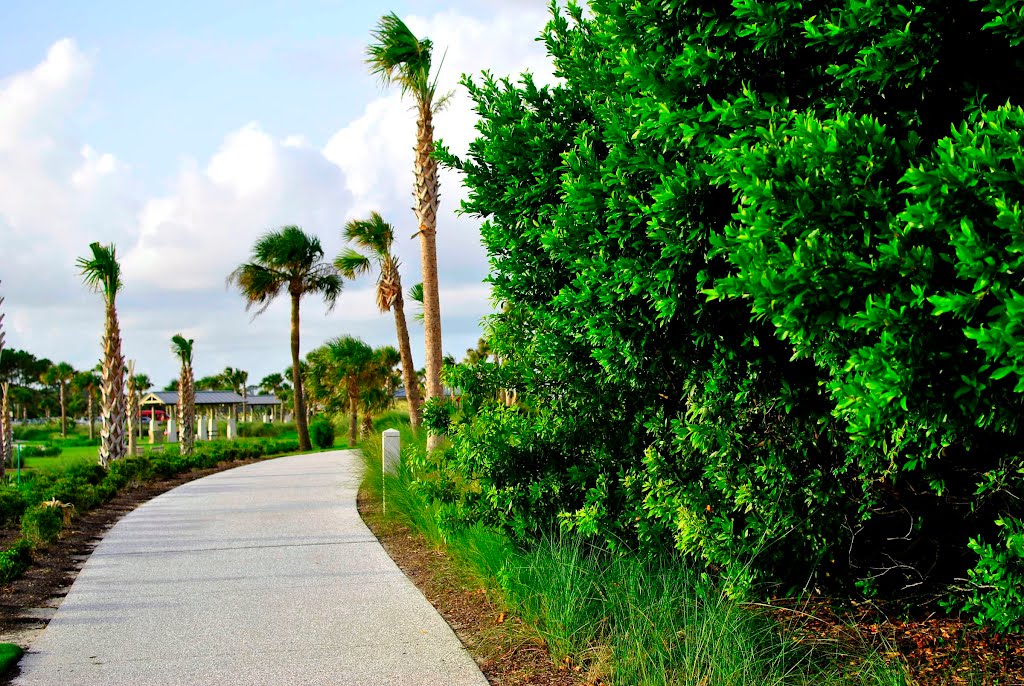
[123,122,352,292]
[2,6,551,384]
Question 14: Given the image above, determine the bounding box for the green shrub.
[430,0,1024,623]
[309,419,335,449]
[0,540,32,583]
[238,422,293,438]
[19,444,62,458]
[21,504,66,547]
[0,488,27,527]
[11,425,58,441]
[952,517,1024,633]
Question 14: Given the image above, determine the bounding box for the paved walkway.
[15,451,489,685]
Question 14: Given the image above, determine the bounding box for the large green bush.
[431,0,1024,626]
[309,418,335,450]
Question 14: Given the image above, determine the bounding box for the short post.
[148,417,156,444]
[382,428,400,475]
[382,428,401,516]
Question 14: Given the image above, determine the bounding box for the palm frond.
[367,12,434,98]
[334,249,373,279]
[304,266,343,312]
[408,282,425,323]
[228,263,286,315]
[343,212,394,255]
[170,334,194,366]
[77,242,122,303]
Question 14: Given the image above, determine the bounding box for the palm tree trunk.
[348,385,358,447]
[414,100,443,452]
[88,394,95,441]
[99,303,127,467]
[290,292,311,451]
[391,290,422,433]
[59,383,67,437]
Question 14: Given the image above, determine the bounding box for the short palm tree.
[258,373,290,422]
[132,372,151,440]
[74,370,101,441]
[228,226,342,451]
[171,334,196,455]
[305,336,374,446]
[77,242,127,467]
[126,360,138,456]
[336,212,423,433]
[368,14,446,450]
[42,362,75,437]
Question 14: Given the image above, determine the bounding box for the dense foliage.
[309,418,336,450]
[429,0,1024,630]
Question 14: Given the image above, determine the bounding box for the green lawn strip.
[0,643,23,675]
[357,413,910,686]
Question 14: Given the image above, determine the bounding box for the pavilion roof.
[141,390,244,406]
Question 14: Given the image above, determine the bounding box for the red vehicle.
[139,408,167,421]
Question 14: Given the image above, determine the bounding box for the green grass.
[0,643,23,674]
[357,412,911,686]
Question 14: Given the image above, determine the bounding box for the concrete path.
[15,451,489,686]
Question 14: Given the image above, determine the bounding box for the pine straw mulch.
[357,487,586,686]
[766,595,1024,685]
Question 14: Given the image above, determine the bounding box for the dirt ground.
[357,488,586,686]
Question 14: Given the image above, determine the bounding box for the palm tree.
[171,334,196,456]
[126,360,138,457]
[228,226,342,451]
[258,373,290,422]
[0,285,7,475]
[360,346,401,437]
[305,336,374,447]
[77,242,127,467]
[131,373,151,440]
[73,370,101,441]
[43,362,76,437]
[367,14,446,450]
[336,212,423,433]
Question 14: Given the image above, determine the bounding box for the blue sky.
[0,1,552,386]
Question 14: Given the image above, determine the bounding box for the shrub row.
[429,1,1024,632]
[0,438,300,583]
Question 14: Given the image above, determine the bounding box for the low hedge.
[19,444,62,458]
[0,437,302,583]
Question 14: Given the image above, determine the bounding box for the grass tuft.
[357,412,911,686]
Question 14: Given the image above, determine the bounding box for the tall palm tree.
[367,14,446,450]
[336,212,423,433]
[171,334,196,456]
[0,284,7,475]
[42,362,75,437]
[77,242,127,467]
[228,226,342,451]
[73,370,101,441]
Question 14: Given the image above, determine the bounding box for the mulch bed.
[767,596,1024,685]
[357,488,585,686]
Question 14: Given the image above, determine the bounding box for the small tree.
[228,226,342,451]
[77,242,127,467]
[171,335,196,456]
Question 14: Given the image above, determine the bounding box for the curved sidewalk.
[15,451,488,686]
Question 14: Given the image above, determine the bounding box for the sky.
[0,0,555,389]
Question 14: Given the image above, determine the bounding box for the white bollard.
[227,417,237,440]
[149,418,156,444]
[166,417,177,443]
[382,428,401,476]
